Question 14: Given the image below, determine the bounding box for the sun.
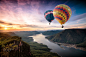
[4,27,7,30]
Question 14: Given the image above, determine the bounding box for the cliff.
[0,32,34,57]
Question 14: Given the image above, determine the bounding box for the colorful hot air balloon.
[53,4,72,28]
[44,10,54,25]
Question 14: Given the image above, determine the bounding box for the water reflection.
[30,33,86,57]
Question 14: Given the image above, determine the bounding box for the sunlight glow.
[4,27,7,30]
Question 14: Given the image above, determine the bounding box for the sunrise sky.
[0,0,86,31]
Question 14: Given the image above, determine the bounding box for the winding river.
[30,33,86,57]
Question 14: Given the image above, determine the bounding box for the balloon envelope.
[53,4,72,25]
[44,10,54,23]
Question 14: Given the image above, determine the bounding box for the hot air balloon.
[53,4,72,28]
[44,10,54,25]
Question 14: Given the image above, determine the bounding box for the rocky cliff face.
[46,29,86,46]
[0,32,34,57]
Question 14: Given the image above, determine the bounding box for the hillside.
[42,30,62,35]
[46,29,86,47]
[0,32,34,57]
[0,32,60,57]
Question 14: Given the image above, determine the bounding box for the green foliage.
[13,45,18,48]
[27,42,60,57]
[77,40,86,47]
[2,44,5,48]
[46,29,86,46]
[0,32,34,57]
[9,43,14,47]
[0,32,60,57]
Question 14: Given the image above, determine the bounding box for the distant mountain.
[1,32,17,36]
[14,31,40,42]
[42,30,62,35]
[14,31,40,37]
[46,29,86,47]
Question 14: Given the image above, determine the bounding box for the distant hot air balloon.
[44,10,54,25]
[53,4,72,28]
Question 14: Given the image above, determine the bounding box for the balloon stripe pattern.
[44,10,54,22]
[44,11,53,17]
[53,4,72,25]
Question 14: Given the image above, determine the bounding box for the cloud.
[64,23,86,29]
[0,20,19,25]
[19,24,41,28]
[0,21,11,25]
[66,13,86,24]
[0,1,45,25]
[0,0,86,30]
[72,13,86,21]
[64,0,69,4]
[0,20,42,29]
[0,21,5,23]
[0,26,3,29]
[0,0,58,26]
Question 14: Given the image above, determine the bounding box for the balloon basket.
[49,23,50,25]
[62,25,64,28]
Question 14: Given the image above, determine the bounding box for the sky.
[0,0,86,31]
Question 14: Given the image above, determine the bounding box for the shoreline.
[57,42,86,51]
[48,40,86,51]
[22,36,61,57]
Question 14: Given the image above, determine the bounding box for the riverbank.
[22,38,61,57]
[14,32,61,57]
[49,40,86,51]
[29,33,86,57]
[28,42,60,57]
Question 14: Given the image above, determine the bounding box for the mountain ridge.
[42,30,62,35]
[46,29,86,47]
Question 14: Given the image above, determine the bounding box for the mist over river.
[30,33,86,57]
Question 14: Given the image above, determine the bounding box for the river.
[30,33,86,57]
